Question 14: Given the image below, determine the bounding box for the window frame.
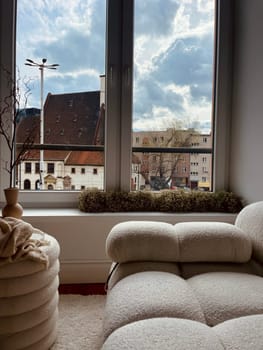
[0,0,233,208]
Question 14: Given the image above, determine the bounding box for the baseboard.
[59,283,106,295]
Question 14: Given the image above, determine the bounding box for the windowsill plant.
[78,189,243,214]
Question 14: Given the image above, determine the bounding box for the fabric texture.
[0,309,58,350]
[103,318,224,350]
[107,261,180,290]
[0,217,50,267]
[188,272,263,326]
[0,276,59,317]
[214,314,263,350]
[103,271,206,340]
[180,259,263,279]
[106,221,179,263]
[106,220,252,263]
[174,221,251,262]
[0,292,59,335]
[0,233,60,279]
[235,201,263,262]
[0,230,60,350]
[0,259,59,297]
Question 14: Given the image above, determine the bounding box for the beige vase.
[2,187,23,219]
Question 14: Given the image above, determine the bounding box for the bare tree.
[0,66,37,188]
[136,126,197,190]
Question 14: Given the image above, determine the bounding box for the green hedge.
[78,189,243,213]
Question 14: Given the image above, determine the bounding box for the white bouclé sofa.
[102,201,263,349]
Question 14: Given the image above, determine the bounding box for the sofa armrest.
[106,221,252,263]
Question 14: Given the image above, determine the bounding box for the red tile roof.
[65,151,104,166]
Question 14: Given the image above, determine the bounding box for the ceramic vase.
[2,187,23,219]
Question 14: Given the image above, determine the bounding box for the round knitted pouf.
[0,233,60,350]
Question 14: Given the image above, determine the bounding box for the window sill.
[22,208,237,221]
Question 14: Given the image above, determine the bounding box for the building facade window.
[35,162,40,174]
[25,162,31,174]
[47,163,55,174]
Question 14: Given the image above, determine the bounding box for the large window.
[16,0,106,192]
[0,0,233,207]
[131,0,214,191]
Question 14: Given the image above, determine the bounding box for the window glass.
[132,0,215,191]
[16,0,106,191]
[15,0,215,199]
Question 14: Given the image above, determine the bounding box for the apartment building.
[133,130,212,191]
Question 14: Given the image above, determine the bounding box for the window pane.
[132,0,214,191]
[16,0,106,191]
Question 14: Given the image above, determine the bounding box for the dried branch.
[0,66,36,188]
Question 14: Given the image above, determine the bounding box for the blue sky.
[17,0,214,133]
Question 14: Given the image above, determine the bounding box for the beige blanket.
[0,217,49,268]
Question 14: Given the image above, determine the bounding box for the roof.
[65,151,104,166]
[16,91,103,166]
[44,91,100,145]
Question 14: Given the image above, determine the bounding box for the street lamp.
[25,58,59,189]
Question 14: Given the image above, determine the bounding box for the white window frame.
[0,0,233,208]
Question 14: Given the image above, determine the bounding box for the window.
[0,0,233,207]
[93,168,98,175]
[81,168,85,174]
[25,162,31,174]
[47,163,55,174]
[71,168,76,174]
[35,163,40,174]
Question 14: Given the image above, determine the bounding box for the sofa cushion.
[214,315,263,350]
[102,317,224,350]
[106,221,252,264]
[107,261,180,290]
[106,221,179,263]
[103,271,206,340]
[235,201,263,263]
[174,222,251,262]
[188,272,263,326]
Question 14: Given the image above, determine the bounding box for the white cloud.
[17,0,214,133]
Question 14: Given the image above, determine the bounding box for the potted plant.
[0,66,37,218]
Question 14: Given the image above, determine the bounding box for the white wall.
[230,0,263,203]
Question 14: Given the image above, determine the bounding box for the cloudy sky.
[17,0,214,133]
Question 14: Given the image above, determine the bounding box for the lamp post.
[25,58,59,189]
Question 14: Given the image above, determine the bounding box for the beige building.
[133,129,212,190]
